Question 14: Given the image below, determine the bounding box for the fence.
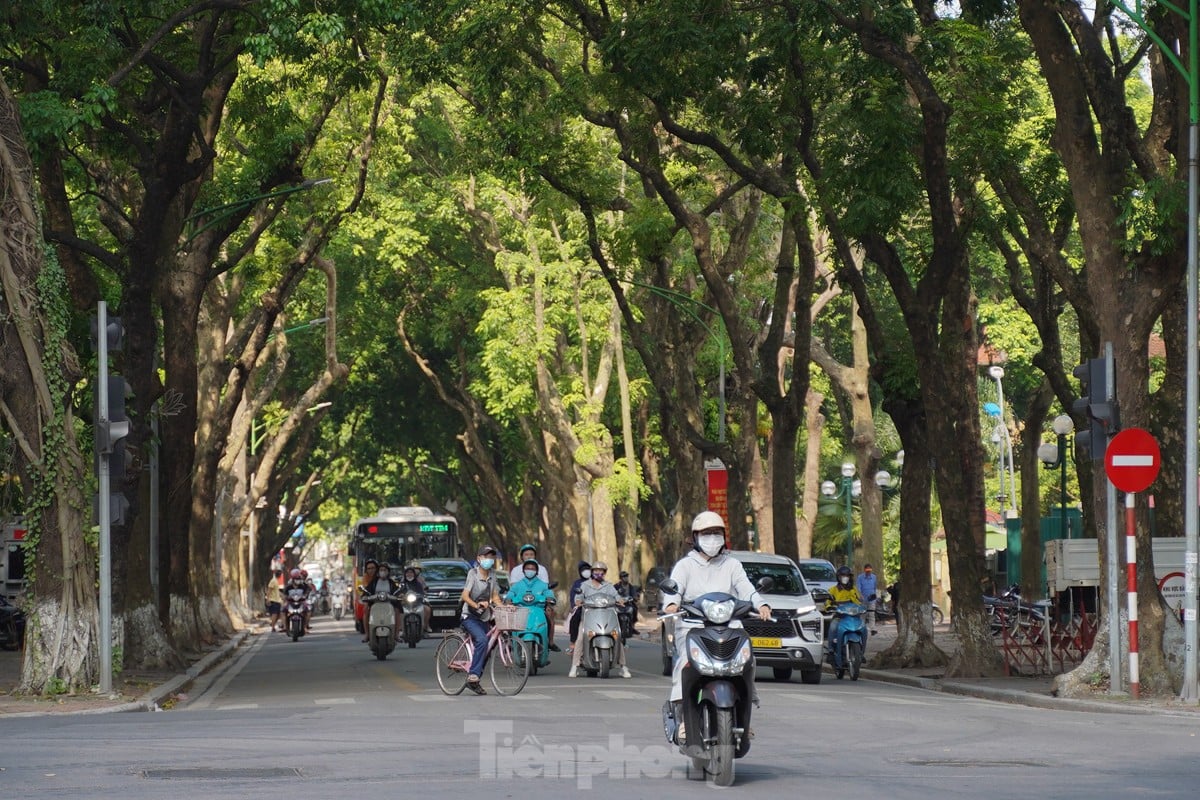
[997,612,1098,676]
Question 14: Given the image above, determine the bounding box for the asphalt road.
[2,616,1197,798]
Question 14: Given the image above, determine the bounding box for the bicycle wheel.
[489,631,531,696]
[435,631,471,696]
[930,605,944,626]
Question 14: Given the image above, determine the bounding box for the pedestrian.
[460,544,503,695]
[264,570,283,632]
[857,563,879,634]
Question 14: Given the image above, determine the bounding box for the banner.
[705,459,729,532]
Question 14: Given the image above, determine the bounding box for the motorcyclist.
[507,543,560,651]
[615,570,640,638]
[566,561,591,654]
[660,511,771,740]
[402,564,432,633]
[284,568,312,633]
[507,557,556,661]
[824,565,864,657]
[363,562,403,638]
[568,561,631,678]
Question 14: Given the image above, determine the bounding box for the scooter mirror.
[658,578,679,595]
[756,576,775,593]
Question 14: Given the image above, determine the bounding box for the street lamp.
[822,462,861,569]
[1037,413,1075,541]
[182,177,334,244]
[988,365,1018,519]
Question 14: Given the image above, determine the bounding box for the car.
[729,551,825,684]
[796,557,839,608]
[657,551,825,684]
[642,567,668,612]
[418,559,475,633]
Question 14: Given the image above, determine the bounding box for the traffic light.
[1072,356,1119,460]
[91,309,130,525]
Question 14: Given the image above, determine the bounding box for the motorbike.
[360,585,401,660]
[284,587,308,641]
[827,601,867,680]
[331,588,345,621]
[511,582,557,674]
[400,586,425,648]
[577,594,622,678]
[657,580,757,788]
[616,586,640,643]
[984,585,1047,641]
[0,596,26,651]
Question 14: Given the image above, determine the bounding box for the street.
[2,616,1196,798]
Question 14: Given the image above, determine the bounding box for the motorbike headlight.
[405,592,419,605]
[700,598,735,624]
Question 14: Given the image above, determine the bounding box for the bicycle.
[434,606,532,696]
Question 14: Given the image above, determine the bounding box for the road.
[2,615,1196,798]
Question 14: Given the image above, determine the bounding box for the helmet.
[300,569,309,578]
[364,559,379,571]
[691,510,726,534]
[290,568,302,580]
[406,560,422,571]
[522,557,540,569]
[837,566,852,578]
[619,571,629,579]
[591,561,609,573]
[519,543,537,557]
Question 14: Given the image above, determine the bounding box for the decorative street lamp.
[822,462,861,569]
[1037,414,1075,541]
[988,365,1018,519]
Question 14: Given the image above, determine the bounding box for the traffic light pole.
[96,301,113,695]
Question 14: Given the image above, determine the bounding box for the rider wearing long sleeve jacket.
[824,566,864,652]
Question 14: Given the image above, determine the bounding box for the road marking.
[508,693,553,700]
[314,697,357,705]
[594,690,652,700]
[408,695,457,702]
[772,692,839,703]
[875,696,930,706]
[186,630,270,711]
[217,703,260,710]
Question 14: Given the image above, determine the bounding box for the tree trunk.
[0,77,99,692]
[1020,382,1055,599]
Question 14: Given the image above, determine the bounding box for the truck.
[1044,537,1190,612]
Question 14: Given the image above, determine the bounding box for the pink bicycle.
[434,606,531,696]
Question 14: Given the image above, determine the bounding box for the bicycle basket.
[492,606,530,630]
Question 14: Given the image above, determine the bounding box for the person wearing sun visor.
[660,510,771,728]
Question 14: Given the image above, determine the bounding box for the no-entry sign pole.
[1125,493,1139,699]
[1106,427,1161,697]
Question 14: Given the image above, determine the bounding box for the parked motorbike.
[657,580,758,788]
[827,601,867,680]
[984,585,1046,641]
[360,585,401,660]
[400,587,425,648]
[578,594,622,678]
[284,587,308,641]
[511,582,557,674]
[0,596,26,651]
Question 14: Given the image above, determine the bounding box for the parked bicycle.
[434,605,532,696]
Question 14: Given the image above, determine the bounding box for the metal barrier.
[998,613,1098,676]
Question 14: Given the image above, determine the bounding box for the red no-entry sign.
[1105,427,1161,493]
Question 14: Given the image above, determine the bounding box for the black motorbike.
[616,585,640,642]
[400,585,425,648]
[0,596,25,651]
[658,580,757,787]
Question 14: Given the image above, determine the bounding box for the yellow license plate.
[751,637,782,649]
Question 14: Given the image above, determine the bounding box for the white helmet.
[691,510,726,533]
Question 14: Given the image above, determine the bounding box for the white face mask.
[698,534,725,557]
[839,576,850,586]
[524,569,538,580]
[581,569,591,580]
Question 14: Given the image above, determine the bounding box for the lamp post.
[822,462,861,569]
[988,365,1018,519]
[1037,414,1075,541]
[182,177,333,244]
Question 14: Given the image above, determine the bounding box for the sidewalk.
[2,618,1198,718]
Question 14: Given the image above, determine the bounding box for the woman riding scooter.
[506,557,556,671]
[824,565,864,658]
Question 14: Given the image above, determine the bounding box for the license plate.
[751,637,782,649]
[433,609,456,617]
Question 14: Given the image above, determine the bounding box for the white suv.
[728,551,825,684]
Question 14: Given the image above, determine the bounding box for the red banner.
[705,459,729,532]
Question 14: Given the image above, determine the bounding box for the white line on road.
[594,690,652,700]
[314,697,357,705]
[186,630,270,711]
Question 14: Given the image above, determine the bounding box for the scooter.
[359,585,401,660]
[578,594,622,678]
[284,587,308,641]
[511,583,557,674]
[331,589,345,621]
[827,601,867,680]
[657,580,758,788]
[617,601,638,643]
[400,587,425,648]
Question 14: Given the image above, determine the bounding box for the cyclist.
[460,544,503,695]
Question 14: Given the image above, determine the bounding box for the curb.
[858,667,1198,717]
[1,629,251,719]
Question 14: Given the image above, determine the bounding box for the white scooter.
[331,589,345,621]
[577,595,622,678]
[359,585,401,660]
